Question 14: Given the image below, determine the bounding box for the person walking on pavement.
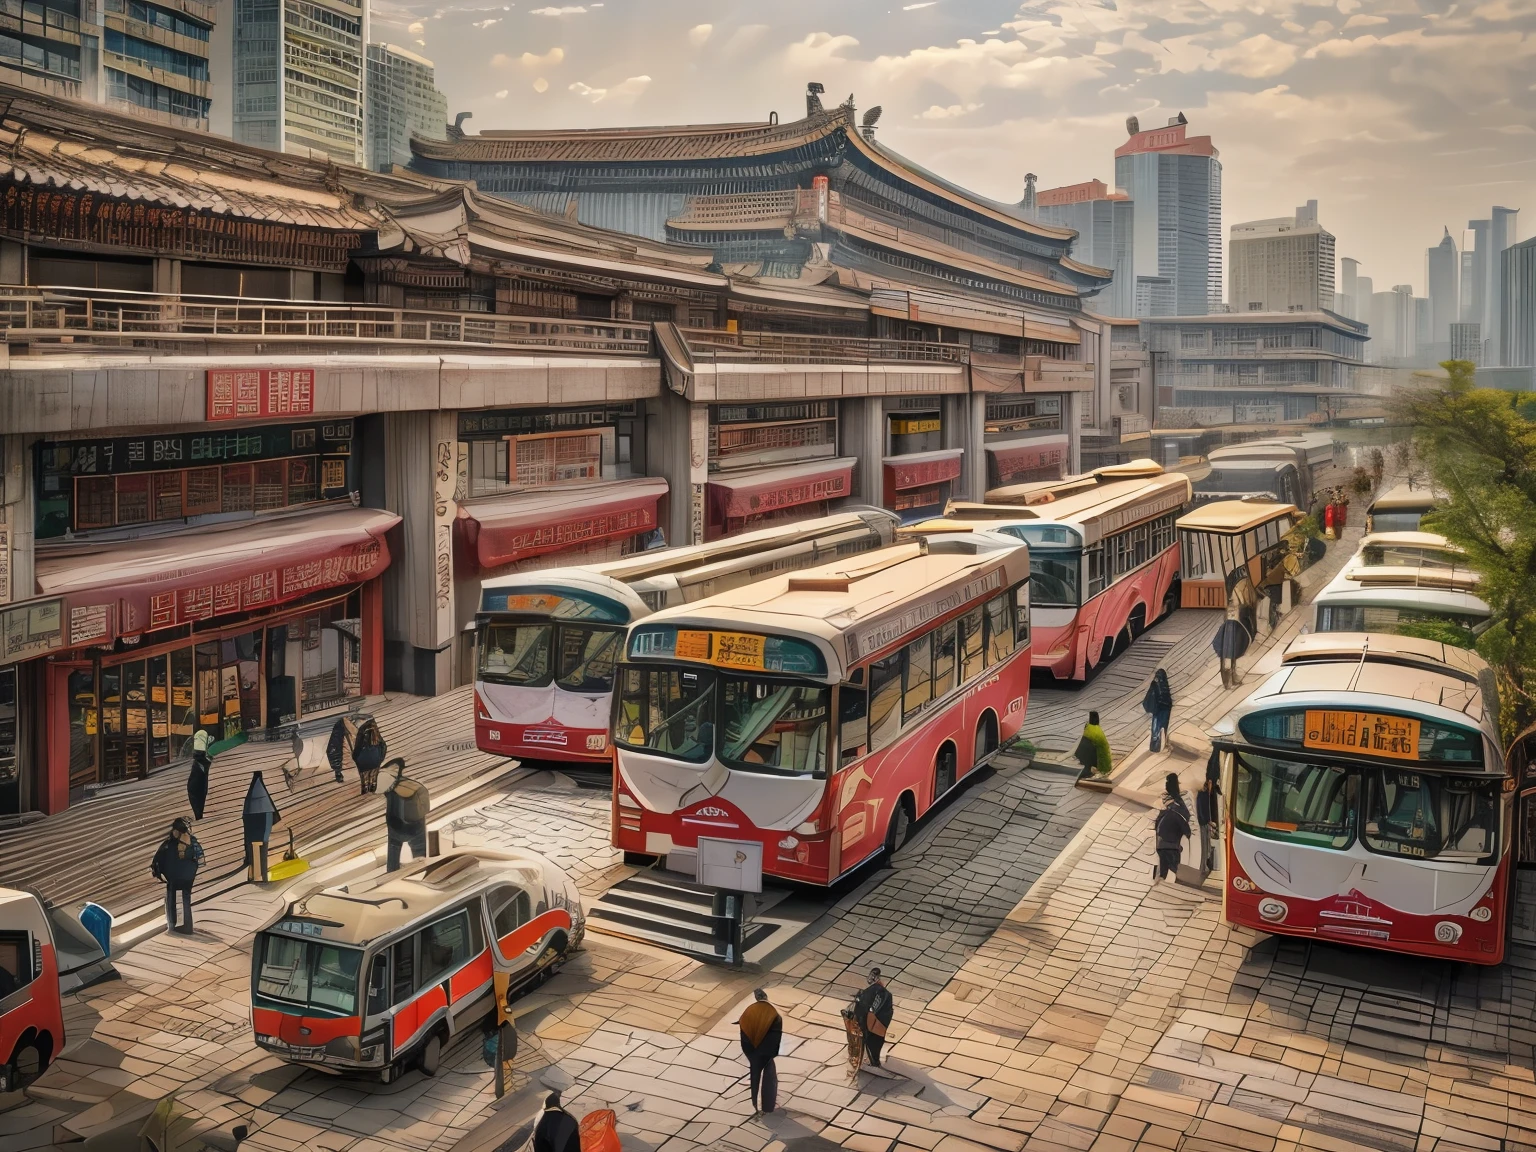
[1154,773,1192,881]
[1197,749,1222,873]
[352,718,386,795]
[241,772,280,872]
[532,1090,581,1152]
[1073,710,1113,778]
[1141,669,1174,753]
[325,715,355,784]
[738,988,783,1113]
[187,727,213,820]
[1213,615,1251,690]
[151,817,204,934]
[852,966,895,1068]
[383,758,430,872]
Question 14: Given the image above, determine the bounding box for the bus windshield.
[1233,752,1356,850]
[721,677,829,776]
[996,526,1079,607]
[255,933,363,1017]
[479,623,551,686]
[616,665,717,763]
[1316,605,1483,648]
[555,625,623,692]
[1363,768,1500,863]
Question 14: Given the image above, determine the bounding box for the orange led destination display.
[677,630,767,670]
[1304,710,1421,761]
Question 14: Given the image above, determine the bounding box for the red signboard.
[460,482,668,569]
[884,454,963,492]
[207,369,316,421]
[712,468,852,520]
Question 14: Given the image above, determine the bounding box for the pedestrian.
[325,715,354,784]
[187,727,212,820]
[532,1090,581,1152]
[383,758,430,872]
[1212,616,1250,690]
[1073,710,1113,778]
[1153,776,1191,882]
[1141,669,1173,753]
[852,966,894,1068]
[352,718,386,795]
[241,772,280,874]
[151,816,204,934]
[1197,749,1222,873]
[738,988,783,1114]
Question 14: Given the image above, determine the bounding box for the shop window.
[76,476,115,530]
[300,599,362,713]
[100,664,124,782]
[169,648,194,760]
[287,457,318,504]
[181,263,291,300]
[116,474,151,525]
[67,667,96,791]
[184,467,221,516]
[152,471,184,521]
[511,432,601,486]
[0,667,17,817]
[253,461,286,511]
[221,464,254,512]
[29,251,153,292]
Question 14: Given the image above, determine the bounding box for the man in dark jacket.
[384,758,430,872]
[852,967,894,1068]
[532,1091,581,1152]
[738,988,783,1113]
[151,817,204,934]
[1154,787,1191,881]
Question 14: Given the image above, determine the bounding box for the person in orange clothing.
[738,988,783,1113]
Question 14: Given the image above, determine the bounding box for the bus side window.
[391,936,416,1006]
[1012,583,1030,647]
[868,651,903,751]
[419,910,473,988]
[490,885,533,950]
[1085,547,1105,598]
[0,930,33,996]
[903,633,933,722]
[933,621,957,699]
[984,594,1014,665]
[365,953,389,1016]
[959,607,984,682]
[838,682,868,766]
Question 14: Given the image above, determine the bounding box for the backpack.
[391,777,430,825]
[1155,805,1189,848]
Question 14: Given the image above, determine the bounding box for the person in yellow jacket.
[738,989,783,1113]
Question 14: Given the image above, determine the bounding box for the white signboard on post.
[697,837,764,894]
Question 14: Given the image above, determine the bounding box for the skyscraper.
[1339,257,1360,320]
[1426,226,1459,358]
[1451,322,1482,365]
[234,0,366,164]
[1227,199,1335,314]
[1114,113,1222,317]
[1028,178,1135,318]
[1465,209,1521,365]
[366,43,448,172]
[1503,236,1536,368]
[1370,285,1419,363]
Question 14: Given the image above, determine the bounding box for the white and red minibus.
[1213,632,1510,963]
[610,541,1033,885]
[474,510,898,765]
[930,466,1192,681]
[0,887,64,1093]
[251,849,583,1081]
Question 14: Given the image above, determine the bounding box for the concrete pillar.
[646,388,705,546]
[1065,393,1083,475]
[382,410,457,695]
[0,434,33,604]
[152,258,180,296]
[942,392,986,501]
[839,396,886,508]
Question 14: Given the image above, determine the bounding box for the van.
[0,886,65,1093]
[250,849,583,1081]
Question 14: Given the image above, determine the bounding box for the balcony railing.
[0,287,655,355]
[679,327,968,366]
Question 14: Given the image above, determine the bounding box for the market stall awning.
[457,478,669,569]
[707,458,857,522]
[882,449,963,492]
[986,434,1069,484]
[36,505,401,648]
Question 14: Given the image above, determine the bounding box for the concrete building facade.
[1426,226,1459,361]
[1504,236,1536,368]
[1227,199,1335,314]
[1370,284,1419,364]
[1451,321,1482,365]
[365,42,446,172]
[233,0,365,164]
[1466,208,1520,365]
[1029,178,1135,319]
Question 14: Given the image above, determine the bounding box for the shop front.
[32,506,398,808]
[705,458,857,539]
[456,404,644,500]
[881,450,963,522]
[985,433,1070,490]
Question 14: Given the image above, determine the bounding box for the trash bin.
[78,902,112,959]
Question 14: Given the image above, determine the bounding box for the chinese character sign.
[207,369,317,422]
[1304,710,1422,761]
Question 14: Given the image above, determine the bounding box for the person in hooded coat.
[532,1091,581,1152]
[1141,669,1174,753]
[1073,711,1114,778]
[384,758,430,872]
[186,727,212,820]
[151,816,204,933]
[1153,772,1192,881]
[1213,617,1251,689]
[852,967,895,1068]
[325,715,354,784]
[352,719,386,795]
[739,988,783,1113]
[241,772,280,871]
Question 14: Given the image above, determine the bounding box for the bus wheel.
[11,1040,43,1085]
[934,744,957,797]
[884,795,914,857]
[1128,604,1147,639]
[974,714,998,768]
[418,1032,443,1078]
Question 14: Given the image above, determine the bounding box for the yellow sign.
[891,418,941,436]
[1304,710,1421,761]
[676,629,766,670]
[501,594,562,612]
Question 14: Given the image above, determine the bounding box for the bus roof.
[1314,570,1489,614]
[983,458,1164,506]
[1176,499,1299,534]
[270,850,548,947]
[1357,531,1461,552]
[1282,631,1490,679]
[943,472,1191,545]
[1369,483,1441,513]
[632,541,1031,675]
[1341,565,1481,592]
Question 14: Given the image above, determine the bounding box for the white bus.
[1312,562,1489,647]
[1355,531,1469,571]
[475,510,900,764]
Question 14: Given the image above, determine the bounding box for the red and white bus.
[931,466,1191,681]
[474,510,898,765]
[610,540,1032,885]
[1213,633,1510,964]
[0,887,64,1093]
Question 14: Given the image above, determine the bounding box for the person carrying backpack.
[384,758,430,872]
[1154,778,1191,881]
[352,718,386,795]
[151,817,205,934]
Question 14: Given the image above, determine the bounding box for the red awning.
[987,434,1068,482]
[457,478,669,569]
[36,506,401,647]
[707,458,856,522]
[882,450,963,491]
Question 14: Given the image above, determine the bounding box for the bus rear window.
[256,934,362,1016]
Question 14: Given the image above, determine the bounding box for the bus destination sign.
[678,630,765,670]
[1304,709,1421,760]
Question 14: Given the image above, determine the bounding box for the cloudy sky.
[370,0,1536,292]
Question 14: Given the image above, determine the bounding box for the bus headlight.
[1470,906,1493,923]
[1231,876,1257,893]
[1257,898,1287,923]
[795,821,821,835]
[617,792,641,810]
[1435,921,1463,944]
[778,836,799,850]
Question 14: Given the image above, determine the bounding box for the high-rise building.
[1338,257,1360,321]
[234,0,366,165]
[1451,322,1482,365]
[1415,296,1432,363]
[0,0,214,130]
[1370,285,1419,363]
[1426,226,1459,357]
[1227,199,1335,314]
[366,43,448,172]
[1114,113,1222,317]
[1029,178,1135,318]
[1465,209,1520,365]
[1503,236,1536,368]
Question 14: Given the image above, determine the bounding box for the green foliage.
[1401,359,1536,740]
[1350,467,1374,497]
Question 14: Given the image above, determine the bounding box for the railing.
[667,190,804,228]
[680,327,967,366]
[0,287,655,355]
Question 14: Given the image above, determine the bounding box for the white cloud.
[407,19,424,33]
[533,76,549,92]
[688,23,712,46]
[472,17,499,28]
[1342,13,1387,27]
[917,102,983,118]
[904,1,937,8]
[520,46,565,66]
[495,88,508,98]
[785,31,861,69]
[1490,123,1536,133]
[530,5,584,13]
[568,74,651,102]
[1211,32,1299,76]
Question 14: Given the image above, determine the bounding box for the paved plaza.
[7,521,1536,1152]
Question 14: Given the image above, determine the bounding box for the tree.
[1369,447,1385,485]
[1400,360,1536,741]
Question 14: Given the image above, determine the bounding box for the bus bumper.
[253,1034,387,1070]
[476,719,611,763]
